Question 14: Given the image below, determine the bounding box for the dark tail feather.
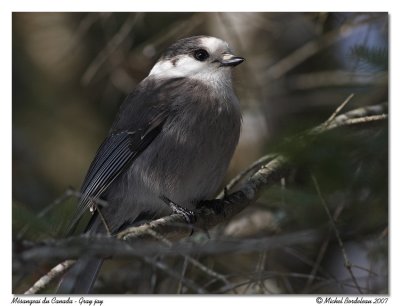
[56,257,104,294]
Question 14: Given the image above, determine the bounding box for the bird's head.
[148,36,244,85]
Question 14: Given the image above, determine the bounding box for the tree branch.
[18,102,387,293]
[118,102,387,241]
[24,260,75,294]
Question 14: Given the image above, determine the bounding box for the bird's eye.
[194,49,209,61]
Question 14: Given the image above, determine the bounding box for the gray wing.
[67,110,167,232]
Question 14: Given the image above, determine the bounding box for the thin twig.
[302,202,345,292]
[308,275,377,293]
[255,251,268,293]
[265,16,385,79]
[379,227,388,239]
[343,114,388,125]
[177,256,188,294]
[287,70,388,90]
[143,256,207,294]
[96,206,112,235]
[17,188,77,239]
[81,14,142,85]
[133,13,205,55]
[325,93,355,127]
[311,174,363,294]
[351,264,378,276]
[24,260,75,294]
[145,228,234,291]
[18,230,321,266]
[218,154,277,198]
[55,13,101,64]
[309,103,387,136]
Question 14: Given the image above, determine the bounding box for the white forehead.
[200,36,230,53]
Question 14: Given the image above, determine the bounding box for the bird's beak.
[219,53,245,67]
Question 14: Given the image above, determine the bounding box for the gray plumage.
[57,35,243,293]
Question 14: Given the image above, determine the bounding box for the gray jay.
[57,35,244,293]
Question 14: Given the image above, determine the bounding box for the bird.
[56,35,244,293]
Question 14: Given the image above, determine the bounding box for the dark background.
[12,12,388,294]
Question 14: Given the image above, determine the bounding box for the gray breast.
[104,80,241,230]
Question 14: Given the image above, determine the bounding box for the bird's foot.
[160,195,196,224]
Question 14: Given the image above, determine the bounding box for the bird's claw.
[160,195,196,224]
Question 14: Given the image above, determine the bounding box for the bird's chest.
[135,101,239,201]
[166,102,239,156]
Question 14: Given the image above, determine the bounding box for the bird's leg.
[159,195,196,224]
[89,200,112,236]
[95,205,112,236]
